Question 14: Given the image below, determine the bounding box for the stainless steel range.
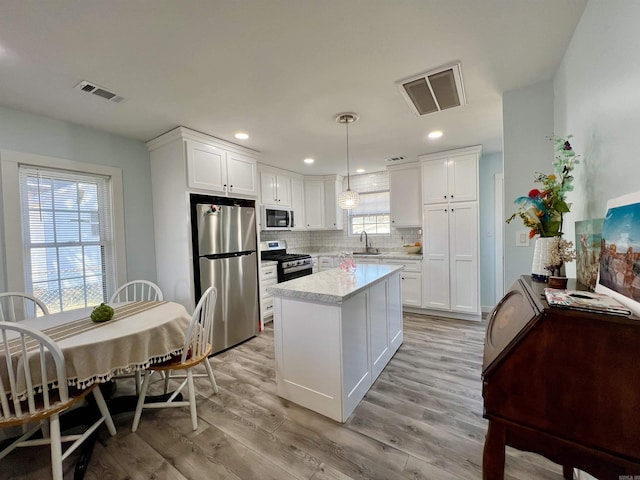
[260,240,313,282]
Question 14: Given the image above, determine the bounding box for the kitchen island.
[268,264,403,422]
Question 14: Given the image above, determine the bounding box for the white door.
[186,140,226,193]
[449,202,479,313]
[226,151,257,197]
[423,205,450,310]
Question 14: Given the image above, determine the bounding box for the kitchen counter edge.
[267,264,403,304]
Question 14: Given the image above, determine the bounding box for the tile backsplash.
[260,171,422,254]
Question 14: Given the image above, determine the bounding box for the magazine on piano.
[544,288,632,316]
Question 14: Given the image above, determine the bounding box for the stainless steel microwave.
[261,205,294,230]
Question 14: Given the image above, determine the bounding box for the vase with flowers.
[507,135,579,283]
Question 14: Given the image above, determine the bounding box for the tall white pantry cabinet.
[420,146,481,319]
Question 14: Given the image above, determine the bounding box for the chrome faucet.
[359,231,371,252]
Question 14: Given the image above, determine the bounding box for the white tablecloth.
[1,301,192,397]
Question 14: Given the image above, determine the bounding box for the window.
[19,166,116,313]
[349,191,391,236]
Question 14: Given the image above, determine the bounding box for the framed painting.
[596,190,640,316]
[575,218,604,291]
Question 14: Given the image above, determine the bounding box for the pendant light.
[336,112,360,209]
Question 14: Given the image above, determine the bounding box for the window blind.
[19,165,116,313]
[349,191,390,216]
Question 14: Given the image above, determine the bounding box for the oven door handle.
[282,264,312,274]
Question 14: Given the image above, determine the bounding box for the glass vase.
[338,251,356,275]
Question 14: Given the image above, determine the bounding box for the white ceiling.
[0,0,586,176]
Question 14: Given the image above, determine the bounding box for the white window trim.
[1,150,127,295]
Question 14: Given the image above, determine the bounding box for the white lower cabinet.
[318,256,336,271]
[385,259,422,307]
[260,263,277,323]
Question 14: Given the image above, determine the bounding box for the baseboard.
[403,306,482,322]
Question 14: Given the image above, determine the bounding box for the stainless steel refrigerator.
[193,198,259,354]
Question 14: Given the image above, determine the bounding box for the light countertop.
[267,264,403,304]
[299,251,422,260]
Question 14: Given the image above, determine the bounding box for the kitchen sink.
[353,251,382,255]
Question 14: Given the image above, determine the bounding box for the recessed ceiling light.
[428,130,443,139]
[303,158,315,164]
[356,168,365,173]
[234,132,249,140]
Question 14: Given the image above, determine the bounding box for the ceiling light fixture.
[234,132,249,140]
[303,158,315,164]
[428,130,443,139]
[356,168,365,173]
[336,112,360,210]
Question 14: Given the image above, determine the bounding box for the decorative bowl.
[402,245,422,254]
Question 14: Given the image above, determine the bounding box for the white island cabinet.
[268,264,403,423]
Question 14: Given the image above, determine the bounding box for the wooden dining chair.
[0,321,117,480]
[0,292,49,321]
[109,280,163,303]
[131,286,219,432]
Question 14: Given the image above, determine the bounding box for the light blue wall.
[0,106,156,291]
[502,80,555,288]
[479,152,502,310]
[554,0,640,239]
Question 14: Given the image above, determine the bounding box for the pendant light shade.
[336,112,360,209]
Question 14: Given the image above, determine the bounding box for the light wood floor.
[3,312,566,480]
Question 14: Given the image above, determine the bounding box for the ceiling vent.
[74,81,124,103]
[396,62,465,116]
[385,155,407,162]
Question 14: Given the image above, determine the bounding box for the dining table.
[3,300,192,393]
[1,300,193,478]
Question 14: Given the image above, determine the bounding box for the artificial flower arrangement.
[507,135,580,276]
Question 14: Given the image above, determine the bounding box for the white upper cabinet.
[388,163,422,227]
[186,140,226,192]
[184,133,257,198]
[420,147,480,205]
[226,151,258,197]
[303,175,343,230]
[260,171,291,207]
[323,175,344,230]
[304,178,325,229]
[290,177,305,230]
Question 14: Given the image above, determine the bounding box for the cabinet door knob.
[444,208,447,212]
[444,195,447,198]
[451,195,454,198]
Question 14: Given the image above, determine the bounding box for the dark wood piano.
[482,276,640,480]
